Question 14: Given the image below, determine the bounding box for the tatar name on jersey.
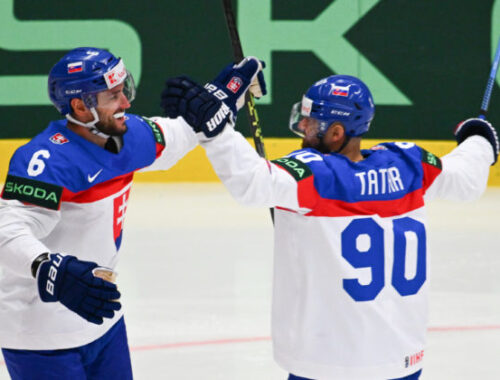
[273,142,442,217]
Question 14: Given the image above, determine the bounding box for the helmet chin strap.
[332,135,351,154]
[65,108,111,139]
[316,125,351,154]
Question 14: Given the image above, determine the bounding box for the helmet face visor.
[123,71,136,103]
[289,102,321,138]
[289,101,305,137]
[82,70,136,112]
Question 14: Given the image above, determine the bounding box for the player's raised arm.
[160,58,305,210]
[136,115,198,173]
[425,118,498,201]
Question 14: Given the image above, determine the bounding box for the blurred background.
[1,1,500,379]
[1,0,499,140]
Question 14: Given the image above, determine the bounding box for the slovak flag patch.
[332,85,350,97]
[49,133,69,145]
[226,77,243,93]
[67,61,83,74]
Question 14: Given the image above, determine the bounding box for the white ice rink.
[1,183,500,380]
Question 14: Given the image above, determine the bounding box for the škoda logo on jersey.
[226,77,243,93]
[143,117,165,146]
[420,148,442,169]
[2,175,63,210]
[272,157,312,182]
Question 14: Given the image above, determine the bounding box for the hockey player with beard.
[0,48,263,379]
[162,59,498,379]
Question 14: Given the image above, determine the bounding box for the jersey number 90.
[341,217,426,302]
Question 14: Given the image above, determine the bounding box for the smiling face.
[94,83,131,136]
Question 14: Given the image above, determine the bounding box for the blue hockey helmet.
[48,47,135,123]
[289,75,375,138]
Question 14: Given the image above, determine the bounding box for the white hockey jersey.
[0,114,197,350]
[201,127,492,380]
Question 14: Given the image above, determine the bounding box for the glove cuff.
[31,252,49,278]
[455,118,499,165]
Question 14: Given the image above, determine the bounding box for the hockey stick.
[221,0,267,158]
[221,0,275,221]
[479,36,500,119]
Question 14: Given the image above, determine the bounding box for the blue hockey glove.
[454,118,499,164]
[36,253,121,325]
[206,56,266,115]
[161,75,233,139]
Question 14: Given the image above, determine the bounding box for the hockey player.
[0,48,261,379]
[161,59,499,379]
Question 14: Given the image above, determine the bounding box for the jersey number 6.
[341,217,426,302]
[27,149,50,177]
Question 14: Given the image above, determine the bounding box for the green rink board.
[0,0,499,139]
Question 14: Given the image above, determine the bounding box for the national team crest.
[49,133,69,145]
[226,77,243,93]
[113,188,131,250]
[370,144,388,151]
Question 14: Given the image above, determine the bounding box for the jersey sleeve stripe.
[273,164,319,210]
[142,117,166,158]
[297,176,319,210]
[421,162,442,192]
[154,124,166,158]
[419,148,442,192]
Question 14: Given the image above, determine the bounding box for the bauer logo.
[45,254,63,296]
[49,133,69,145]
[226,77,243,93]
[67,61,83,74]
[205,103,231,132]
